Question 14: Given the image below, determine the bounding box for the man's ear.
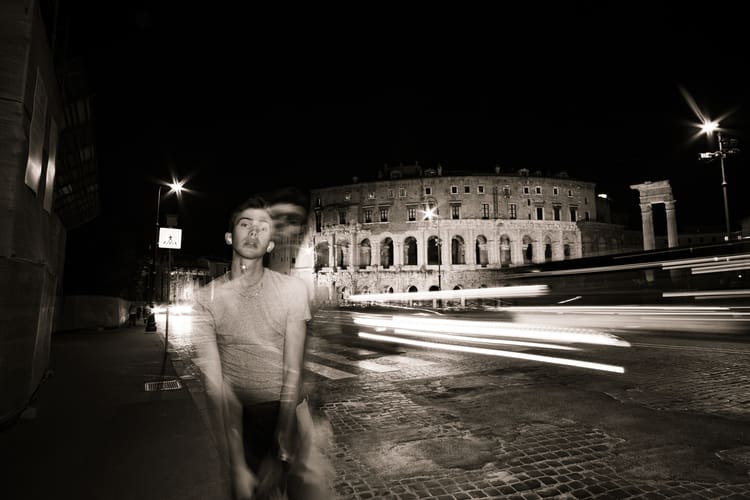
[266,240,275,253]
[225,232,232,245]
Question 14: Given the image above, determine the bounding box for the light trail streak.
[358,332,626,373]
[347,284,548,303]
[391,328,580,350]
[353,315,630,346]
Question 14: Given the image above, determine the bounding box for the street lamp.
[145,179,184,332]
[699,121,740,240]
[423,205,441,290]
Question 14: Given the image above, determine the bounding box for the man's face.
[226,208,275,259]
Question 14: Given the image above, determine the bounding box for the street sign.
[158,227,182,249]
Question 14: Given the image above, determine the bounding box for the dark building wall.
[0,0,66,425]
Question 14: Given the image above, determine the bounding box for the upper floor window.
[424,187,432,195]
[407,206,417,221]
[503,185,511,196]
[481,203,490,219]
[535,186,542,194]
[570,207,578,221]
[338,210,347,224]
[553,205,561,221]
[451,204,460,220]
[464,185,471,193]
[388,189,395,199]
[368,191,376,199]
[344,191,351,200]
[536,207,544,220]
[477,185,485,194]
[379,207,389,222]
[568,189,573,197]
[451,185,458,194]
[363,208,372,223]
[553,187,559,195]
[399,187,406,197]
[523,186,530,195]
[509,203,517,219]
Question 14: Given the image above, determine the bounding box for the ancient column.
[639,203,655,250]
[664,200,678,248]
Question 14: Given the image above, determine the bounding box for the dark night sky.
[60,2,750,293]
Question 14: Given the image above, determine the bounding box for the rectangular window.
[503,185,511,196]
[25,68,48,194]
[523,186,530,195]
[464,185,471,193]
[451,205,460,219]
[553,186,559,195]
[451,185,458,194]
[379,207,389,222]
[388,189,394,199]
[477,185,485,194]
[399,187,406,197]
[363,209,372,223]
[535,186,542,194]
[570,207,578,221]
[424,187,432,195]
[368,191,376,199]
[585,211,590,221]
[407,207,417,221]
[568,189,573,197]
[344,191,351,200]
[553,206,561,221]
[338,210,347,224]
[481,203,490,219]
[509,203,517,219]
[536,207,544,220]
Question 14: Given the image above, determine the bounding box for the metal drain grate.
[144,379,183,392]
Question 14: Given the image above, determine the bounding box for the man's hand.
[231,463,257,500]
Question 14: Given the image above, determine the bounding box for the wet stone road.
[161,312,750,499]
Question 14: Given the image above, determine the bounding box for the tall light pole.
[423,205,441,290]
[146,179,184,332]
[699,121,739,240]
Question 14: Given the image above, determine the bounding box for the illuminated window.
[509,204,517,219]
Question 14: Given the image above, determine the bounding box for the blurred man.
[192,194,329,500]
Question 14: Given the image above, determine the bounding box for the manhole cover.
[144,379,182,391]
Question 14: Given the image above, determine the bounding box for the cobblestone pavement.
[161,311,750,499]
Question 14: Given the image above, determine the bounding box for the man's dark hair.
[227,195,271,232]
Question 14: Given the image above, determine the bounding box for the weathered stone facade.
[269,165,628,307]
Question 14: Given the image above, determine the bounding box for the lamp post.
[423,205,441,290]
[699,121,739,240]
[145,180,184,332]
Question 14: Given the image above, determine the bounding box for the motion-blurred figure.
[192,193,332,500]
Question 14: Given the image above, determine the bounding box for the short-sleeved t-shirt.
[193,268,311,404]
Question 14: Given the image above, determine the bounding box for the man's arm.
[277,316,307,461]
[193,296,257,498]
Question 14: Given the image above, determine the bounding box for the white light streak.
[358,332,625,374]
[391,328,580,350]
[347,284,548,303]
[353,315,630,347]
